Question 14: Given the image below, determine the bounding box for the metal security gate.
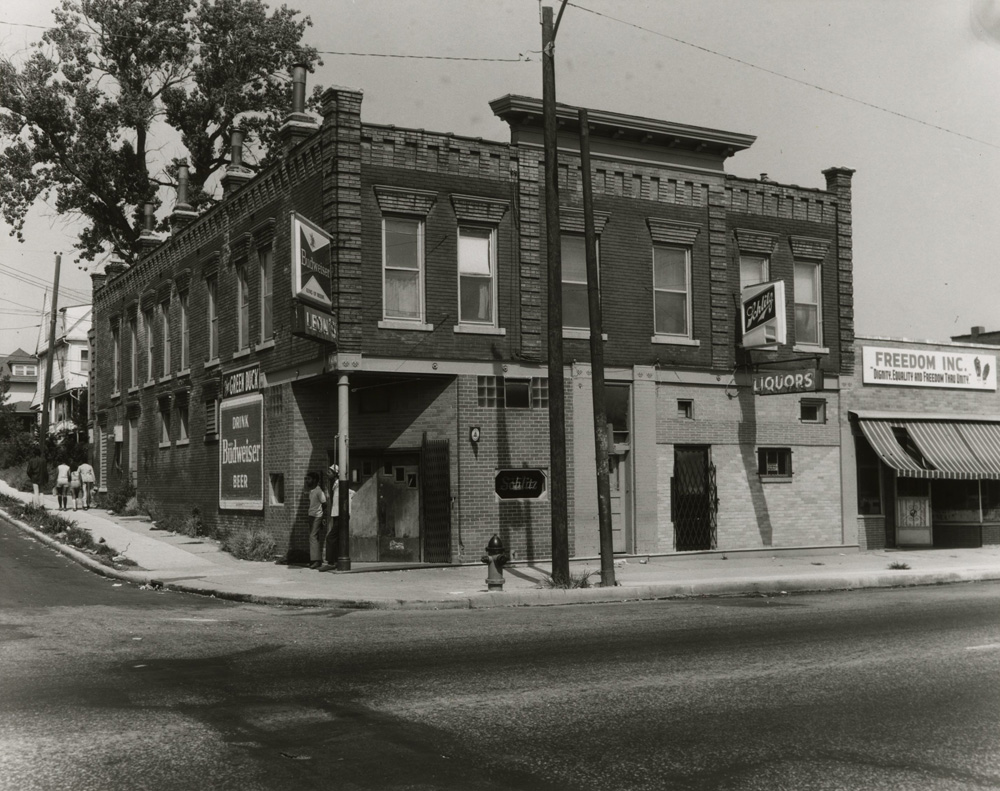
[672,446,718,551]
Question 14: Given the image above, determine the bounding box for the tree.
[0,0,321,264]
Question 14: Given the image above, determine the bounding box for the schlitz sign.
[494,468,547,500]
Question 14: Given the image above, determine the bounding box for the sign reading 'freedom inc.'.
[219,392,264,510]
[862,346,997,391]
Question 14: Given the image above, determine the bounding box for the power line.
[0,18,531,62]
[568,1,1000,151]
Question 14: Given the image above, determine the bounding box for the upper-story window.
[653,246,691,338]
[739,254,769,290]
[259,245,273,342]
[111,323,120,394]
[160,299,171,376]
[794,261,822,346]
[128,317,138,388]
[237,264,250,351]
[179,291,190,370]
[11,364,37,377]
[561,233,595,330]
[206,275,219,361]
[143,307,154,382]
[383,216,424,322]
[458,226,496,326]
[79,349,90,374]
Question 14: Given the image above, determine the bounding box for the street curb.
[5,505,1000,610]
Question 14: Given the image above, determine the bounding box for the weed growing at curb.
[540,569,597,589]
[222,527,276,561]
[887,561,911,570]
[0,493,136,570]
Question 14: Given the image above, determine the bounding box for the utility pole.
[39,253,61,480]
[542,3,570,585]
[579,109,615,588]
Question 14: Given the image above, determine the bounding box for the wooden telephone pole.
[542,3,570,584]
[39,253,62,480]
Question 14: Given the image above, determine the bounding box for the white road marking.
[965,643,1000,651]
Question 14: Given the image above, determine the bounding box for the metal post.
[39,253,61,480]
[542,5,570,585]
[579,110,615,587]
[336,373,351,571]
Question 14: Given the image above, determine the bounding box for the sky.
[1,0,999,355]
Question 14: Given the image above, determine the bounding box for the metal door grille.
[672,450,718,552]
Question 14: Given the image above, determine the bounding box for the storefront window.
[982,480,1000,522]
[931,479,980,523]
[856,437,882,515]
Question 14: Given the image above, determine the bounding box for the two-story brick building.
[91,79,857,564]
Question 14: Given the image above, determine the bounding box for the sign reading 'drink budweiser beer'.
[219,392,264,510]
[494,469,547,500]
[753,367,820,396]
[291,212,333,311]
[862,346,997,391]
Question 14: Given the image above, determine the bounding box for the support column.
[336,373,351,570]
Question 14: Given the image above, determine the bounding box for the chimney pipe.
[230,128,245,169]
[972,326,985,341]
[143,202,155,232]
[177,163,190,208]
[292,64,307,114]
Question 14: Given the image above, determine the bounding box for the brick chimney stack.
[138,202,161,258]
[170,163,199,234]
[221,127,254,198]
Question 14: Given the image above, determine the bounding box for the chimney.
[221,127,253,198]
[138,202,161,258]
[170,163,198,234]
[278,63,320,154]
[90,270,107,295]
[104,257,128,281]
[972,326,985,341]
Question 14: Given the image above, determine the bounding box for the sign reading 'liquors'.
[494,469,547,500]
[753,368,820,396]
[219,392,264,510]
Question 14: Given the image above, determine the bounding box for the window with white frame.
[561,233,595,330]
[128,317,138,388]
[477,376,549,409]
[259,245,273,342]
[794,261,822,346]
[237,265,249,350]
[739,254,769,290]
[383,216,424,321]
[653,245,691,337]
[179,291,189,370]
[111,323,120,393]
[11,364,37,377]
[143,307,154,382]
[80,348,90,373]
[160,300,171,376]
[458,226,496,325]
[206,276,218,360]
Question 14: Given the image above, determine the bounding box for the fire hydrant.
[481,534,508,592]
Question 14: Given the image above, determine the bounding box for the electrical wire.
[566,1,1000,151]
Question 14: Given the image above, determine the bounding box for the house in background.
[0,348,39,432]
[32,304,92,436]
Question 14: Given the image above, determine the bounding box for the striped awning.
[854,414,1000,480]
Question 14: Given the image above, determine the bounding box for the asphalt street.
[3,517,1000,791]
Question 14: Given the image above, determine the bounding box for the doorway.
[350,451,421,562]
[672,445,717,551]
[127,417,138,486]
[895,477,932,546]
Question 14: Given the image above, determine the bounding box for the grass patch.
[0,493,136,570]
[222,528,276,562]
[887,561,911,570]
[540,569,597,589]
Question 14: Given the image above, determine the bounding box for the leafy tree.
[0,373,19,441]
[0,0,321,264]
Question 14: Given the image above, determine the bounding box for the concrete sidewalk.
[4,479,1000,609]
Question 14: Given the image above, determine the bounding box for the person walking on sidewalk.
[77,460,95,509]
[305,471,327,570]
[68,466,82,511]
[26,451,46,508]
[55,461,71,511]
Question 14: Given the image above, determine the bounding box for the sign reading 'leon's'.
[494,469,547,500]
[219,392,264,510]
